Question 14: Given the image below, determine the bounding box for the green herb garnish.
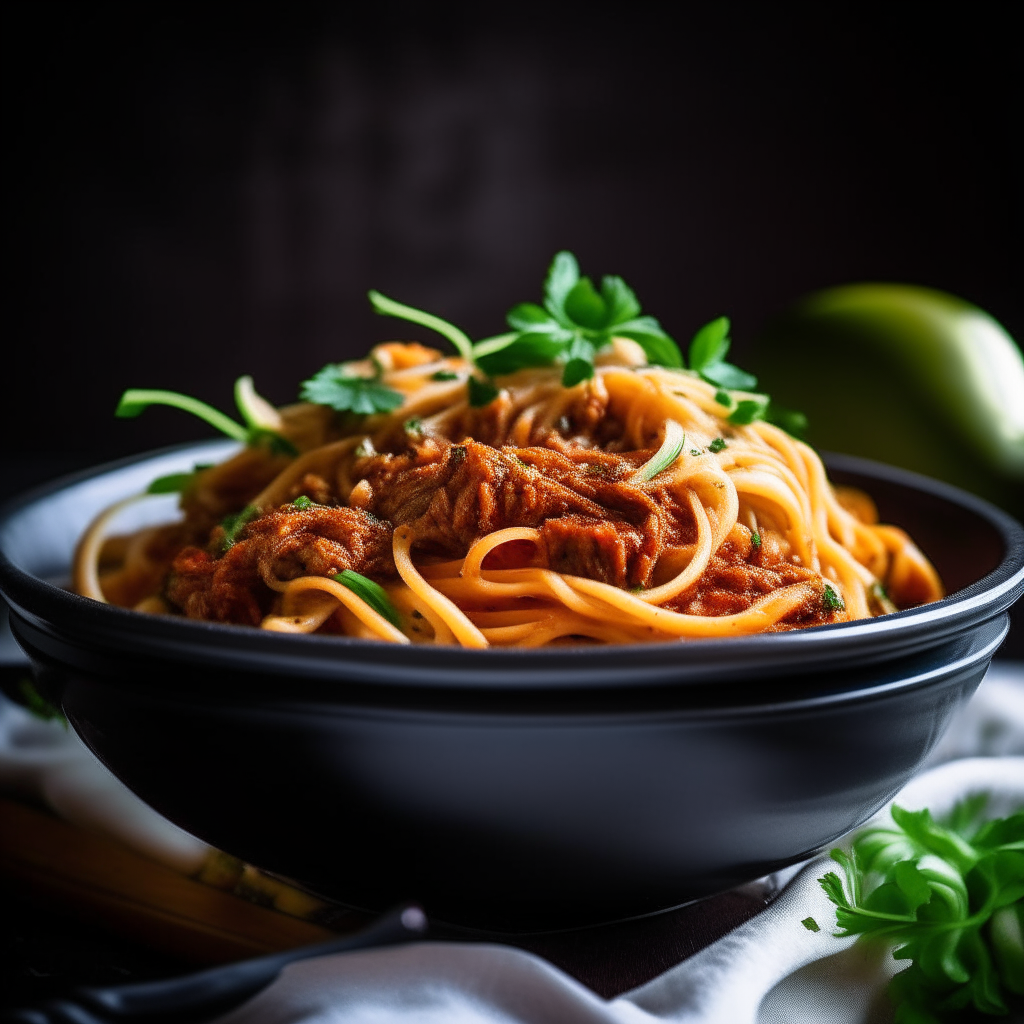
[292,495,315,510]
[431,369,459,381]
[475,251,682,387]
[299,364,404,416]
[816,798,1024,1020]
[18,679,66,728]
[687,317,758,391]
[117,382,297,455]
[333,569,402,628]
[147,473,195,495]
[117,389,249,441]
[221,504,258,550]
[871,581,899,615]
[689,320,809,433]
[708,438,728,453]
[403,417,424,435]
[146,462,214,495]
[822,582,845,611]
[633,421,685,482]
[801,916,820,933]
[467,377,500,408]
[728,397,771,425]
[751,532,762,548]
[369,289,475,363]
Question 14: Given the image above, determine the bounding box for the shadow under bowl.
[0,445,1021,931]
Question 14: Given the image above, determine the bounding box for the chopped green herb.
[687,317,758,391]
[431,369,459,381]
[403,417,424,435]
[472,251,683,388]
[751,532,762,548]
[708,438,728,453]
[221,504,258,550]
[801,917,820,933]
[822,582,845,611]
[871,582,898,615]
[246,427,298,456]
[300,364,404,416]
[147,473,195,495]
[18,679,66,727]
[292,495,315,510]
[333,569,402,628]
[634,421,685,482]
[117,388,249,441]
[467,377,500,407]
[117,387,295,454]
[690,449,701,456]
[234,375,280,432]
[816,798,1024,1021]
[728,397,770,425]
[368,290,475,362]
[629,585,646,594]
[561,337,597,387]
[714,390,733,407]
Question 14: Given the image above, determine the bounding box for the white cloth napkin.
[1,662,1022,1024]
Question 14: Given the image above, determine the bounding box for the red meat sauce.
[164,437,834,632]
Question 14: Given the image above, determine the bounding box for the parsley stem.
[116,389,249,442]
[472,332,518,358]
[631,420,685,482]
[369,290,475,363]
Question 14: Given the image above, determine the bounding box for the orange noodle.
[74,338,943,646]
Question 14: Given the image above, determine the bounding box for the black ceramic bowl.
[1,443,1021,931]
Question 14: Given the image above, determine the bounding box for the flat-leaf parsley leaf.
[813,799,1024,1020]
[299,365,404,416]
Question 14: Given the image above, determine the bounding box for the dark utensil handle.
[4,905,427,1024]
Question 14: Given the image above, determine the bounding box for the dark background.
[4,1,1022,649]
[7,4,1020,463]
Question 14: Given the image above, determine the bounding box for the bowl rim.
[1,443,1022,693]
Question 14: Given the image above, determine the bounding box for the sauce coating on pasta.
[75,340,943,646]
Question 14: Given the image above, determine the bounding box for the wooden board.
[0,797,337,964]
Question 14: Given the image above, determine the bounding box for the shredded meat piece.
[162,436,841,630]
[166,506,393,625]
[354,437,694,587]
[665,541,838,630]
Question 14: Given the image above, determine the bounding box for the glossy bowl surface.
[1,444,1021,929]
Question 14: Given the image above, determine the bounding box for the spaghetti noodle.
[74,338,943,646]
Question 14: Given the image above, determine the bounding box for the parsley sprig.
[298,251,807,432]
[299,364,405,416]
[116,380,297,455]
[334,569,402,628]
[692,319,808,434]
[475,251,682,386]
[809,798,1024,1021]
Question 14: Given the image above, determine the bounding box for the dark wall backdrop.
[7,4,1021,463]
